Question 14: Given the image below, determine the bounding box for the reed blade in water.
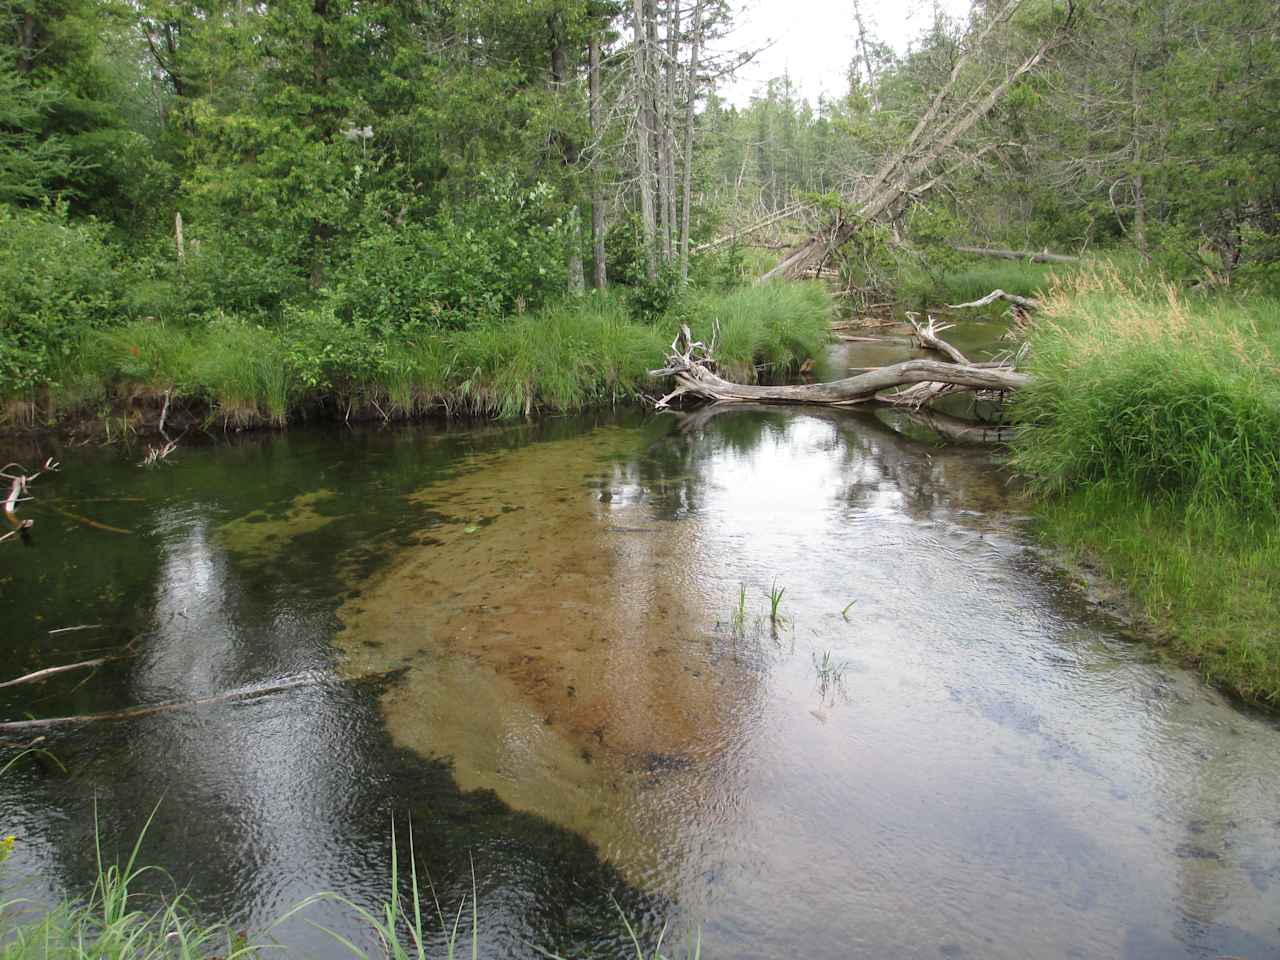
[768,579,785,622]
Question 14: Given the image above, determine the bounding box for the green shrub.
[332,176,570,333]
[0,207,122,394]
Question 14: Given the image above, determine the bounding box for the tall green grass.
[898,260,1065,309]
[20,286,831,429]
[683,282,833,381]
[1012,273,1280,516]
[896,249,1151,312]
[1011,270,1280,704]
[0,810,690,960]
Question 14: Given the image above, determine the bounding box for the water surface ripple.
[2,408,1277,960]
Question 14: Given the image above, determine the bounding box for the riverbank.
[0,284,833,438]
[1010,271,1280,706]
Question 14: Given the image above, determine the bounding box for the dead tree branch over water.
[2,458,59,545]
[650,320,1028,410]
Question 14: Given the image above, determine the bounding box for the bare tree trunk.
[650,327,1028,408]
[1129,43,1149,259]
[851,0,879,109]
[679,0,705,284]
[589,33,607,291]
[633,0,658,280]
[548,11,584,293]
[17,12,35,74]
[567,210,586,293]
[951,245,1078,264]
[662,0,680,262]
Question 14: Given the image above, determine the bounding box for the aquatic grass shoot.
[768,580,785,623]
[0,808,689,960]
[732,583,748,632]
[812,650,849,703]
[291,821,478,960]
[841,600,857,621]
[534,897,702,960]
[0,801,257,960]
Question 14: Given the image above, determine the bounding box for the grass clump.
[1011,270,1280,704]
[1012,273,1280,514]
[15,286,830,430]
[683,282,832,382]
[899,259,1065,309]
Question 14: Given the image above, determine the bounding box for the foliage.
[1030,485,1280,706]
[0,50,76,203]
[41,284,831,427]
[333,178,570,333]
[0,206,121,393]
[1011,272,1280,704]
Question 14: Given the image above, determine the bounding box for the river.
[2,333,1278,958]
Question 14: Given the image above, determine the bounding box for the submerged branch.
[0,670,399,734]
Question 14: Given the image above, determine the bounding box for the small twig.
[0,657,112,689]
[139,438,179,468]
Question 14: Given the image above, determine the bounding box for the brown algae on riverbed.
[336,427,754,880]
[217,488,343,563]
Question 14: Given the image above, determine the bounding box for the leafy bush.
[0,206,122,394]
[332,176,570,333]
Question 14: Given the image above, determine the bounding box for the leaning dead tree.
[759,0,1079,283]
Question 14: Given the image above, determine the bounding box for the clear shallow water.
[2,404,1278,960]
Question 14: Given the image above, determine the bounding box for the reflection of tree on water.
[661,403,1017,524]
[9,412,1280,960]
[2,425,670,958]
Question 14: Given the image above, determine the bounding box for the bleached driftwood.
[649,322,1027,411]
[947,289,1042,311]
[1,458,58,545]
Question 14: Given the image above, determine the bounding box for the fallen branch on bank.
[951,244,1079,264]
[693,201,810,254]
[0,655,121,690]
[760,0,1078,283]
[947,289,1042,311]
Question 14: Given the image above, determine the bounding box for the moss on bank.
[3,285,833,433]
[1012,272,1280,705]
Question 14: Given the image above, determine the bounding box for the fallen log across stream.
[650,318,1029,412]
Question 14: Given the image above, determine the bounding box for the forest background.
[1,0,1276,425]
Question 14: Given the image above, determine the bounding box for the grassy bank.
[1011,272,1280,705]
[4,284,833,433]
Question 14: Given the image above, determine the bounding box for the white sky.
[715,0,971,107]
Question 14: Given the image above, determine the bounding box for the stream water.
[2,331,1278,959]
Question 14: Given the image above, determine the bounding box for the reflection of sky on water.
[1,411,1277,959]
